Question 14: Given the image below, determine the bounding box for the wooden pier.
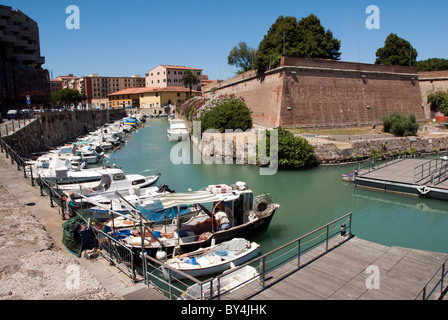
[354,158,448,201]
[224,236,448,300]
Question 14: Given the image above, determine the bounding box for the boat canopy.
[156,190,240,209]
[136,200,191,221]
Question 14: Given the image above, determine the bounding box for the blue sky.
[6,0,448,80]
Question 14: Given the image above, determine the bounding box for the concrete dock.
[355,158,448,200]
[224,236,448,300]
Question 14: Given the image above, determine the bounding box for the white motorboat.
[162,238,260,281]
[179,265,259,300]
[167,119,189,141]
[56,168,161,198]
[28,156,108,184]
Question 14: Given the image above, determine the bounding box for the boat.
[179,265,259,300]
[167,119,189,141]
[342,169,366,182]
[28,156,109,184]
[55,168,161,198]
[113,181,279,258]
[162,238,260,281]
[88,185,172,221]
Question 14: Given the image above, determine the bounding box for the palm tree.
[182,70,200,97]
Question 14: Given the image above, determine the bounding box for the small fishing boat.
[179,265,259,300]
[342,169,366,182]
[162,238,260,281]
[56,168,161,198]
[114,181,279,258]
[167,119,189,141]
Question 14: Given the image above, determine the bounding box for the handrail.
[416,257,448,300]
[414,158,448,184]
[212,212,353,299]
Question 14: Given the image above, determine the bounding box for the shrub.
[178,95,252,133]
[382,111,419,137]
[258,127,315,169]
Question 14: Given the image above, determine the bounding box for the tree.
[182,70,200,97]
[227,42,257,74]
[52,88,85,108]
[375,33,418,67]
[254,14,341,72]
[417,58,448,71]
[197,96,252,133]
[258,127,315,169]
[382,111,420,137]
[427,89,448,115]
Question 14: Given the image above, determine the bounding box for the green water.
[108,118,448,254]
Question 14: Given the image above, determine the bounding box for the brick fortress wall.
[418,70,448,120]
[204,57,425,128]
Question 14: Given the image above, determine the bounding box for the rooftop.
[108,86,200,96]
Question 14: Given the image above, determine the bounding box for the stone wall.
[419,70,448,120]
[203,57,424,129]
[314,134,448,164]
[2,109,126,157]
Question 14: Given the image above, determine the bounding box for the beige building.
[109,86,200,112]
[145,65,203,91]
[61,74,145,107]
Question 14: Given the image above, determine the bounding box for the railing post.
[260,257,265,290]
[298,238,301,269]
[168,268,172,300]
[441,263,445,297]
[326,225,329,252]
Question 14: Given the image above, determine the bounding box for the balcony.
[0,34,16,43]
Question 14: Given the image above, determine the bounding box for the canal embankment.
[0,109,127,157]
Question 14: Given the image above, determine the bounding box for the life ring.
[416,185,431,195]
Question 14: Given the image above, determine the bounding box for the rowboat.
[162,238,260,281]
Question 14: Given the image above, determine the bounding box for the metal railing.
[363,155,405,174]
[0,117,35,137]
[145,212,353,300]
[0,136,139,284]
[416,257,448,300]
[414,158,448,184]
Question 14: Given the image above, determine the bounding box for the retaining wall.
[2,109,127,157]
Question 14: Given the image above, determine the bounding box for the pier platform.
[225,236,448,300]
[354,158,448,201]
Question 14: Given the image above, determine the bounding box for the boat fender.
[156,249,167,261]
[229,262,236,269]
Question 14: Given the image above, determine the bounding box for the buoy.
[156,249,167,260]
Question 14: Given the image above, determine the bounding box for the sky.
[6,0,448,80]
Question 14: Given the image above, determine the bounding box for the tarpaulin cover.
[61,216,85,257]
[137,199,192,221]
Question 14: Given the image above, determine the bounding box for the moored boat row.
[40,115,280,288]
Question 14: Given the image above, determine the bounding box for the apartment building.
[0,5,50,113]
[145,65,203,91]
[61,74,145,107]
[109,86,200,109]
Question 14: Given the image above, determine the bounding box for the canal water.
[109,118,448,254]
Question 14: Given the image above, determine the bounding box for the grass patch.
[289,126,385,136]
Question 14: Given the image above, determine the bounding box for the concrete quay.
[0,150,167,300]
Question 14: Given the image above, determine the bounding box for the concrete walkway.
[0,149,167,300]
